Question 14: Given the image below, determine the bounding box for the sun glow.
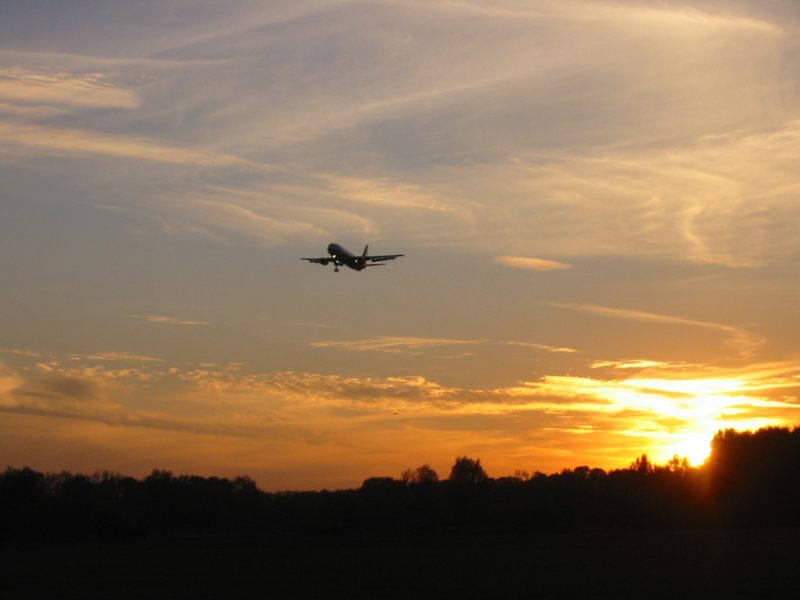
[535,369,800,466]
[624,374,797,465]
[666,430,714,465]
[645,416,788,466]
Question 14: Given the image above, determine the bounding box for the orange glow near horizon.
[529,369,799,468]
[2,351,799,488]
[604,375,795,466]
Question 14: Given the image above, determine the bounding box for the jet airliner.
[302,243,404,272]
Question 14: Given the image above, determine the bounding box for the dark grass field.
[4,529,799,599]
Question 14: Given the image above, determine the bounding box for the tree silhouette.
[630,454,652,474]
[449,456,488,484]
[402,464,439,485]
[708,426,800,526]
[4,425,800,538]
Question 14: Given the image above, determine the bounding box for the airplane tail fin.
[362,244,369,257]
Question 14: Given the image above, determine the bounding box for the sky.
[2,0,800,490]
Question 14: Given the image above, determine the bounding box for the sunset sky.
[2,0,800,490]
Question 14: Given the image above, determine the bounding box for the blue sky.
[2,0,800,489]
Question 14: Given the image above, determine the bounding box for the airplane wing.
[365,254,404,263]
[301,257,330,265]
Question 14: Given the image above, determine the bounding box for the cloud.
[93,353,161,363]
[0,399,329,444]
[323,174,450,211]
[0,49,228,71]
[3,1,793,268]
[132,314,209,326]
[148,184,335,246]
[0,365,116,424]
[591,359,695,370]
[173,368,593,414]
[0,68,260,170]
[506,341,577,354]
[310,336,480,355]
[0,101,66,119]
[12,374,98,403]
[0,121,263,167]
[167,363,800,470]
[312,336,577,357]
[68,352,164,363]
[555,302,765,357]
[495,255,571,271]
[0,348,43,357]
[3,351,800,478]
[425,116,800,266]
[0,68,139,110]
[574,1,780,33]
[422,0,781,34]
[0,362,328,443]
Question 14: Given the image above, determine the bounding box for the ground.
[3,529,799,598]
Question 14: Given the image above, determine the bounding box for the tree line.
[2,426,799,539]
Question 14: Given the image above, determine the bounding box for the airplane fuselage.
[327,243,367,271]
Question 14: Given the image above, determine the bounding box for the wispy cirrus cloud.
[0,101,65,119]
[495,255,571,271]
[132,314,209,326]
[0,68,139,110]
[4,2,793,267]
[67,352,164,363]
[421,0,781,33]
[555,302,765,358]
[0,67,264,168]
[149,183,335,246]
[0,120,263,168]
[311,337,577,356]
[0,348,43,358]
[323,174,450,211]
[310,336,479,355]
[506,341,577,354]
[591,359,702,370]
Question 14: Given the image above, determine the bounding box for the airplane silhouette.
[302,243,404,272]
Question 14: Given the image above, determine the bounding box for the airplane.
[302,243,404,272]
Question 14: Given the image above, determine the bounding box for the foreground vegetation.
[3,426,800,539]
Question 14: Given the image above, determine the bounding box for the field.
[4,529,799,598]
